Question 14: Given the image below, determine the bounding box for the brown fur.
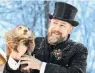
[5,25,35,59]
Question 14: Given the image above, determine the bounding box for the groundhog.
[5,25,35,59]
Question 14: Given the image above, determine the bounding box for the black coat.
[3,37,88,73]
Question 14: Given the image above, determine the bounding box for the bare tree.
[44,1,49,35]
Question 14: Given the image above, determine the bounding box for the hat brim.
[48,14,79,26]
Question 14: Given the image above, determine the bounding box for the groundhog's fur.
[5,25,35,59]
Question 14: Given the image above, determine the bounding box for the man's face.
[47,19,74,45]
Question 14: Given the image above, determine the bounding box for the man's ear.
[68,26,74,34]
[48,19,52,27]
[49,19,51,22]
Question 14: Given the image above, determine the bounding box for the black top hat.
[49,2,79,26]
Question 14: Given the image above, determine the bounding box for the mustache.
[51,30,62,36]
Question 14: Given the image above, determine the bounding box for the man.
[3,2,88,73]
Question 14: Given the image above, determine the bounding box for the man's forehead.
[51,19,71,25]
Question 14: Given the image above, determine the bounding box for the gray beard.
[48,36,58,45]
[47,35,65,45]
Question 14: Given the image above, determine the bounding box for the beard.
[47,30,64,45]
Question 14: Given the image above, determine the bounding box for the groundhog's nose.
[24,29,27,33]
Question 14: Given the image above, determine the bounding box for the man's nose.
[55,25,60,31]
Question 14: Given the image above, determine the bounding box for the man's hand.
[20,55,42,71]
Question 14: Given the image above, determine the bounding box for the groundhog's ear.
[5,32,10,41]
[5,31,10,40]
[4,30,14,40]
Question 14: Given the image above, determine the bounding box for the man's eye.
[60,25,64,27]
[60,25,63,26]
[60,25,64,26]
[53,22,57,24]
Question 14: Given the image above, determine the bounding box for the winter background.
[0,0,95,73]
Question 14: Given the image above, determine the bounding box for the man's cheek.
[61,32,67,38]
[48,27,52,34]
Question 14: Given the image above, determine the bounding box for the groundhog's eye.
[19,26,22,29]
[28,28,30,30]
